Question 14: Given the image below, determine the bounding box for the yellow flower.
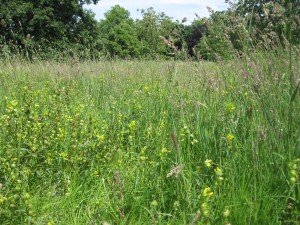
[97,134,105,143]
[173,201,180,210]
[59,152,68,160]
[140,156,148,161]
[205,159,213,168]
[23,193,30,199]
[0,195,7,204]
[160,148,171,160]
[227,133,235,142]
[226,102,235,113]
[144,85,149,93]
[129,120,137,131]
[214,167,223,176]
[223,209,230,218]
[203,187,213,197]
[221,90,228,96]
[151,200,158,207]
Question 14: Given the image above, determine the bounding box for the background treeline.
[0,0,299,61]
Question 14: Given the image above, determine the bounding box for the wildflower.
[221,90,228,96]
[144,85,149,93]
[140,156,148,161]
[140,146,147,154]
[0,195,7,204]
[190,134,198,145]
[201,202,210,217]
[151,200,158,207]
[203,209,210,217]
[128,120,137,131]
[201,202,208,209]
[214,167,223,176]
[191,139,198,145]
[227,133,235,142]
[59,152,68,160]
[97,134,105,143]
[226,102,235,113]
[159,121,165,129]
[102,222,111,225]
[93,171,99,177]
[160,147,171,160]
[203,187,213,197]
[205,159,213,168]
[223,209,230,218]
[7,100,19,112]
[290,177,296,183]
[289,158,300,184]
[146,126,152,136]
[9,100,18,108]
[173,201,180,210]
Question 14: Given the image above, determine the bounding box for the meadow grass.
[0,50,299,224]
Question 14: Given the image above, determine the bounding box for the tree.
[98,5,142,58]
[136,8,181,58]
[0,0,100,57]
[183,18,208,56]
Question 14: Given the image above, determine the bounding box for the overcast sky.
[84,0,229,24]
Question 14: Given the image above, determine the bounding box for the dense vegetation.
[0,50,299,225]
[1,0,298,60]
[0,0,300,224]
[0,0,101,58]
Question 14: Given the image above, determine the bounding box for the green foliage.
[136,8,183,58]
[232,0,300,45]
[98,5,142,58]
[0,0,101,59]
[194,0,300,61]
[183,18,208,56]
[106,22,141,58]
[98,6,186,59]
[197,11,248,60]
[0,0,299,60]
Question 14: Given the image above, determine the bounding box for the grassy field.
[0,50,299,224]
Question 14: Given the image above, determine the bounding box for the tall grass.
[0,49,299,224]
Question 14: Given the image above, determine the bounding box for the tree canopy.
[0,0,100,56]
[98,5,142,58]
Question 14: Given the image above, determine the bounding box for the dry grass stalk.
[114,170,123,200]
[171,132,179,153]
[191,100,208,108]
[114,170,125,219]
[190,210,201,225]
[166,164,184,178]
[206,6,215,15]
[159,35,178,52]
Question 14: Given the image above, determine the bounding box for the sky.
[84,0,229,24]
